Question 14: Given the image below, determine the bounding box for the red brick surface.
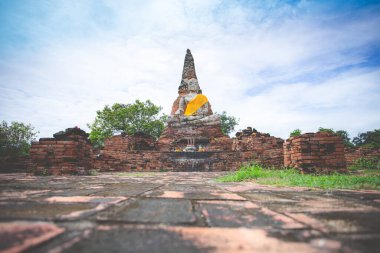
[94,151,250,172]
[157,117,225,152]
[28,127,374,174]
[0,156,30,173]
[345,146,380,167]
[94,126,284,171]
[103,132,156,153]
[284,132,347,173]
[232,131,284,167]
[29,127,93,175]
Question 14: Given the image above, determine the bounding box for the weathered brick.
[284,132,347,173]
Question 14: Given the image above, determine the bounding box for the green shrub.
[318,127,334,133]
[290,129,302,137]
[350,157,380,170]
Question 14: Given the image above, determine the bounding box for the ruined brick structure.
[103,132,156,153]
[157,115,227,151]
[94,151,253,172]
[94,127,283,172]
[90,50,285,172]
[345,146,380,167]
[93,132,158,172]
[27,49,371,175]
[0,156,30,173]
[157,49,225,152]
[233,127,284,167]
[29,127,93,175]
[283,132,346,173]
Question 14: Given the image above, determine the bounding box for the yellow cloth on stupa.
[184,94,209,116]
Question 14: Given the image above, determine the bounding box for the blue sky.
[0,0,379,139]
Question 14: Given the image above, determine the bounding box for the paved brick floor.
[0,172,379,253]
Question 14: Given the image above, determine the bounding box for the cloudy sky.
[1,0,379,140]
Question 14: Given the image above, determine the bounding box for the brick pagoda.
[157,49,228,152]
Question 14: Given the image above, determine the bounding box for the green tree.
[290,129,302,137]
[335,130,354,147]
[352,129,380,148]
[88,100,167,147]
[216,111,239,136]
[0,121,38,157]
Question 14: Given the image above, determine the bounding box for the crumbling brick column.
[284,132,346,173]
[29,127,93,175]
[232,128,284,167]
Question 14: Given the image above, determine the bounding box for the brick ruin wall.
[283,132,346,173]
[94,133,250,172]
[29,128,93,175]
[26,127,380,175]
[103,132,157,153]
[91,128,284,172]
[0,156,30,173]
[157,116,225,152]
[93,151,255,172]
[344,146,380,167]
[232,130,284,168]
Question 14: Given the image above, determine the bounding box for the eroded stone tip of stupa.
[181,49,197,81]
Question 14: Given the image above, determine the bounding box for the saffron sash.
[184,94,209,116]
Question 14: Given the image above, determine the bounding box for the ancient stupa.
[157,49,227,151]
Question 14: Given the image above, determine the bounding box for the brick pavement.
[0,172,379,252]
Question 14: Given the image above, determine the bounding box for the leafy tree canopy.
[335,130,354,147]
[216,111,239,136]
[352,129,380,148]
[88,100,167,148]
[0,121,38,157]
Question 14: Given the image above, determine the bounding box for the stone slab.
[94,182,161,197]
[0,222,64,252]
[0,201,100,220]
[310,211,380,234]
[57,225,329,253]
[145,190,246,200]
[199,200,304,229]
[0,172,379,253]
[98,199,196,224]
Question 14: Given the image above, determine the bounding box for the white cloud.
[231,69,380,137]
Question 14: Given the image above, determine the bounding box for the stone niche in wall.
[283,132,346,173]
